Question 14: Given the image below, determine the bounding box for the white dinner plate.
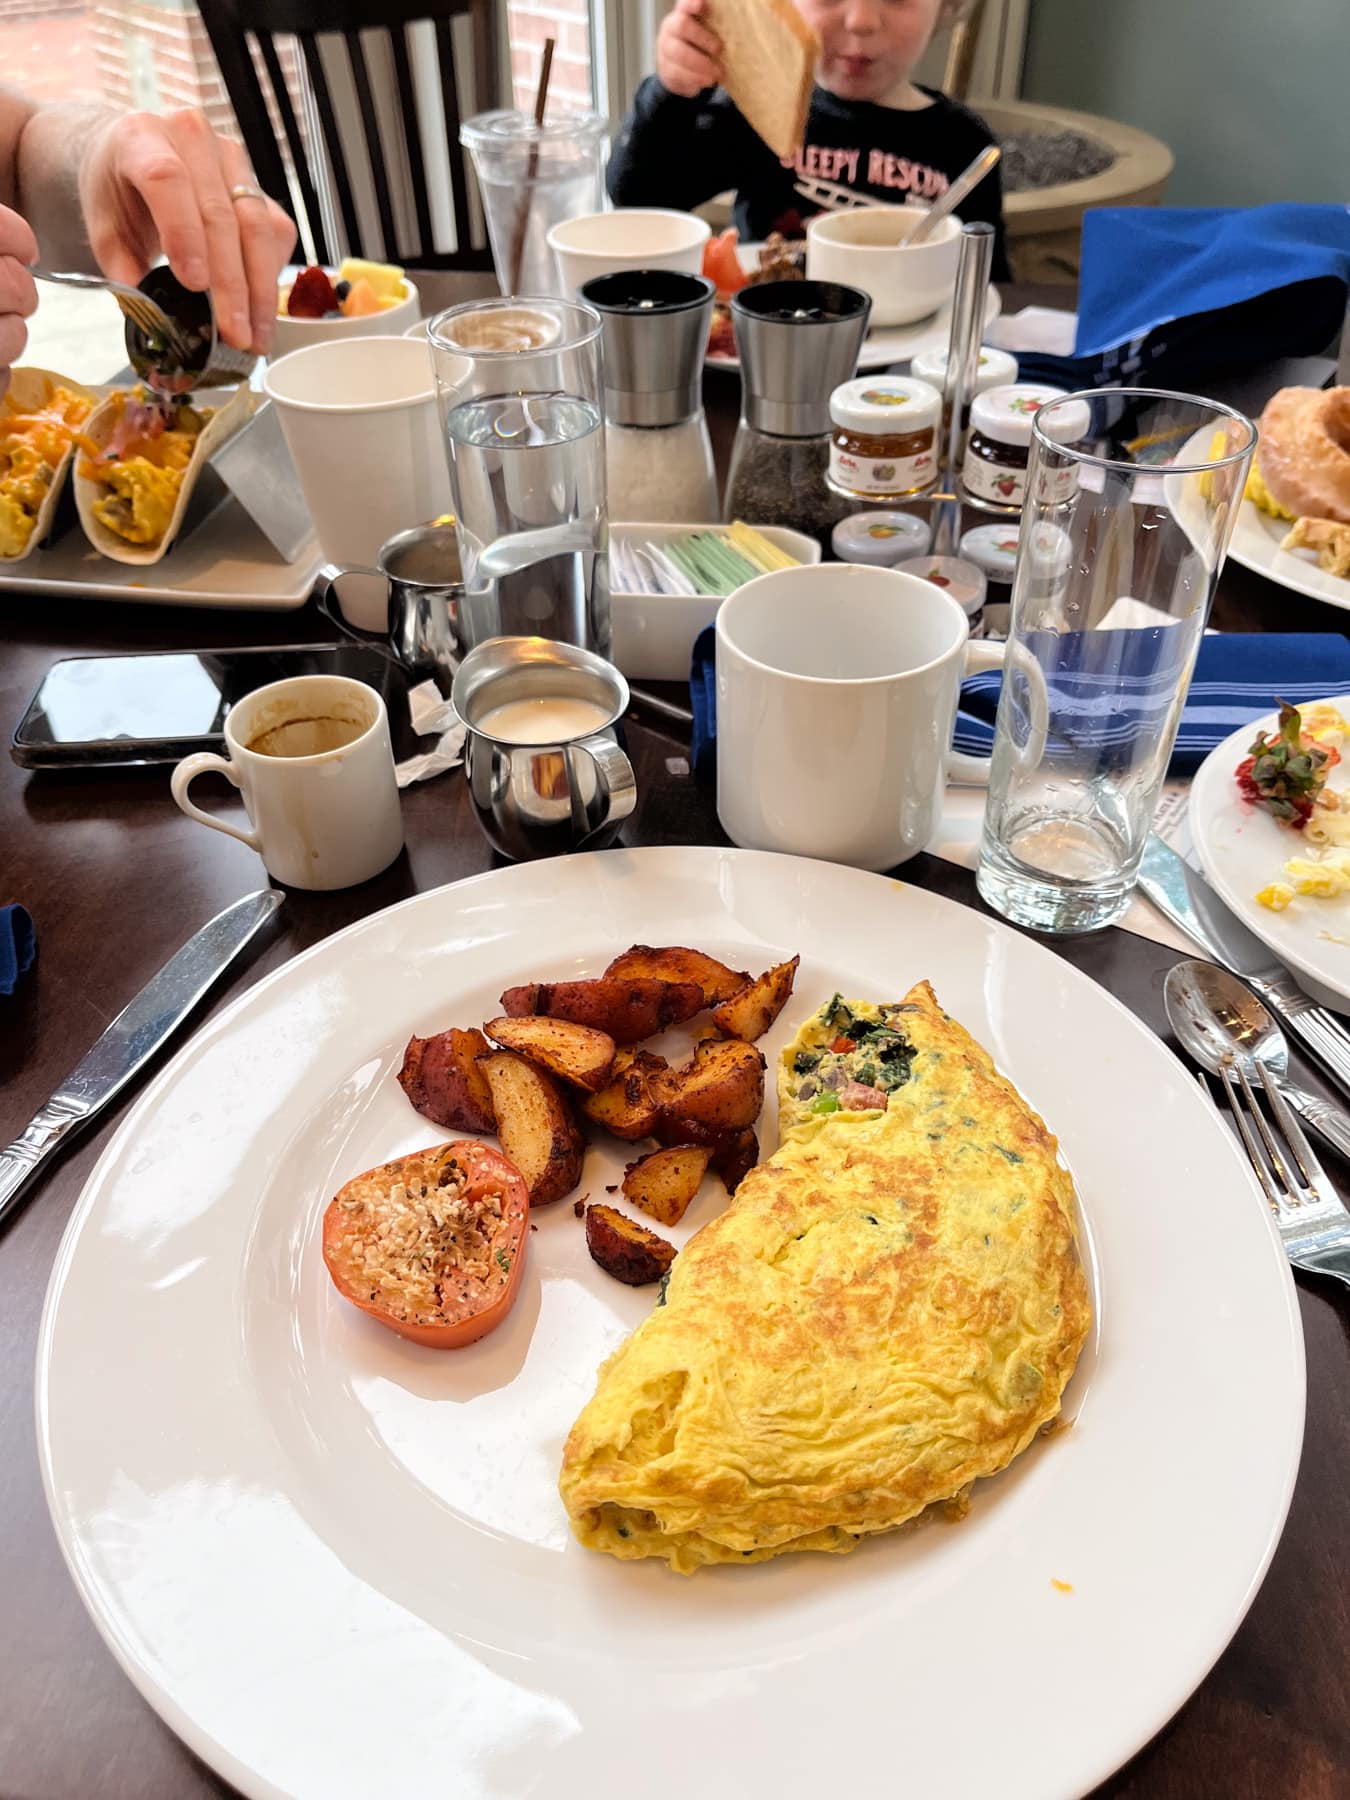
[1227,497,1350,610]
[37,848,1303,1800]
[706,253,1002,373]
[1190,693,1350,1009]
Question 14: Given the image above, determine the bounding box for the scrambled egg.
[91,460,185,546]
[81,394,204,547]
[560,981,1090,1573]
[0,383,92,555]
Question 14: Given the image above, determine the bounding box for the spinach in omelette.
[559,980,1091,1574]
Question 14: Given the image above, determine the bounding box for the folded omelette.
[559,980,1091,1573]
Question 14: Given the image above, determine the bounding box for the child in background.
[608,0,1009,280]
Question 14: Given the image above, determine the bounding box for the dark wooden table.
[2,277,1348,1799]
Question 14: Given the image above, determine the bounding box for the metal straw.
[931,221,995,557]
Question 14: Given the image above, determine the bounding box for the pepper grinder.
[580,270,719,524]
[724,280,871,544]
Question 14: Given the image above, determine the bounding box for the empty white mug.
[715,563,1006,870]
[170,675,404,890]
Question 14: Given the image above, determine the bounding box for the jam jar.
[827,376,940,501]
[963,384,1090,509]
[831,508,930,565]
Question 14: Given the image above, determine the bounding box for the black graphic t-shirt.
[608,80,1009,280]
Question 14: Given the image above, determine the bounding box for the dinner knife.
[1139,833,1350,1102]
[0,888,282,1229]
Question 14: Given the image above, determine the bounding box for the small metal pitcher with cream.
[451,637,635,861]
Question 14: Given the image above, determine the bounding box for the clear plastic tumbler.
[460,109,607,296]
[975,388,1256,934]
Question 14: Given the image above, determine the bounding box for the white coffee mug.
[263,336,468,631]
[715,563,1007,871]
[170,675,404,890]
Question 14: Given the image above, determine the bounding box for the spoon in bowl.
[1164,959,1350,1160]
[906,146,1002,248]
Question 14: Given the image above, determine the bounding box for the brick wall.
[507,0,593,112]
[92,0,238,138]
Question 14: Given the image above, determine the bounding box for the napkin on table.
[952,631,1350,775]
[1,903,36,997]
[690,630,1350,779]
[1007,203,1350,392]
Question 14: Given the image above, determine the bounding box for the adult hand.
[77,109,297,355]
[0,204,39,394]
[656,0,724,98]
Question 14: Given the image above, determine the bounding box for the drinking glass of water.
[976,388,1256,934]
[427,297,610,660]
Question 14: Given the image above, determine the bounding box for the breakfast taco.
[74,383,256,564]
[0,368,97,561]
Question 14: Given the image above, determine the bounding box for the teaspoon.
[1164,959,1350,1160]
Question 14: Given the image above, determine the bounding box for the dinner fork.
[1208,1053,1350,1288]
[33,267,195,364]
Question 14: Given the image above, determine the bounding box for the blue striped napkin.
[691,630,1350,779]
[1,903,35,997]
[953,632,1350,775]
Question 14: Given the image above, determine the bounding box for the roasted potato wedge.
[478,1050,585,1206]
[711,955,800,1043]
[657,1038,765,1133]
[578,1048,668,1141]
[583,1203,677,1286]
[483,1015,616,1092]
[397,1026,496,1132]
[499,977,702,1043]
[710,1126,759,1194]
[604,944,751,1008]
[622,1145,712,1226]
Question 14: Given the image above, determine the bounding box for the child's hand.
[656,0,723,98]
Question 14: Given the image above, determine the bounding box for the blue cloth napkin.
[952,632,1350,775]
[1012,203,1350,392]
[0,904,36,996]
[691,630,1350,780]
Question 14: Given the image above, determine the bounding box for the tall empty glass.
[428,297,610,660]
[976,388,1256,933]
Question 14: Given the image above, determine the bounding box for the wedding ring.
[229,183,267,205]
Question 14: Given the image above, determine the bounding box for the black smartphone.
[11,644,419,769]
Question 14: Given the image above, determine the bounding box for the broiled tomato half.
[322,1140,528,1348]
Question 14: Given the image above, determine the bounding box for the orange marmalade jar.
[827,376,941,500]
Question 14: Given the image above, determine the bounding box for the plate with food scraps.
[1190,693,1350,1007]
[37,847,1302,1800]
[704,241,1002,373]
[1227,496,1350,610]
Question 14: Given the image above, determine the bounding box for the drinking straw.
[509,37,555,296]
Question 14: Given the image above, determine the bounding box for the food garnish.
[322,1141,527,1347]
[1235,701,1340,828]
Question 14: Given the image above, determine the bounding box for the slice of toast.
[706,0,819,161]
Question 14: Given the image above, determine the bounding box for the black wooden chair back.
[197,0,497,270]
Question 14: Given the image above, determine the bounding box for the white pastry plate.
[37,847,1303,1800]
[1190,693,1350,1009]
[1227,497,1350,610]
[706,244,1002,373]
[0,494,321,608]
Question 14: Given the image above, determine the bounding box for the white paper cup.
[547,209,710,298]
[264,336,466,629]
[715,564,1006,870]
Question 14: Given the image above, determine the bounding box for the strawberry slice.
[287,265,339,318]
